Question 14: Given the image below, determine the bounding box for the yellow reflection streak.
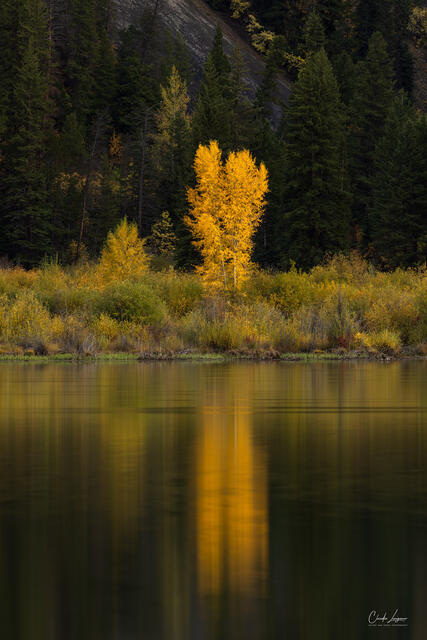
[196,402,268,597]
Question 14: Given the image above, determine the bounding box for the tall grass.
[0,254,425,356]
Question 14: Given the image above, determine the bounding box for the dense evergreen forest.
[0,0,426,270]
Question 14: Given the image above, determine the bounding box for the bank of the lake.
[0,254,426,359]
[0,350,425,363]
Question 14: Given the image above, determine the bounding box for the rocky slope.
[116,0,291,119]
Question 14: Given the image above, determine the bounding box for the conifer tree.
[51,112,87,256]
[64,0,99,124]
[150,211,177,259]
[0,1,21,130]
[1,0,53,263]
[315,0,348,37]
[371,95,427,268]
[332,52,356,106]
[114,28,158,132]
[303,10,325,54]
[93,30,117,113]
[349,32,395,244]
[279,48,350,270]
[229,46,252,149]
[151,66,193,263]
[355,0,389,56]
[191,27,232,150]
[210,25,232,79]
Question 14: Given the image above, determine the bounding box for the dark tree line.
[0,0,425,270]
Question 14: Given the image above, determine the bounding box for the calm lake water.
[0,361,426,639]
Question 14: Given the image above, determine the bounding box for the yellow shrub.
[34,263,68,294]
[0,267,37,296]
[355,329,402,355]
[97,218,149,286]
[91,314,121,349]
[5,291,52,344]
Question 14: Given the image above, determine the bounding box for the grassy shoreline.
[0,254,426,360]
[0,350,424,363]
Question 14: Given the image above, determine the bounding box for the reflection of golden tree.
[195,405,267,596]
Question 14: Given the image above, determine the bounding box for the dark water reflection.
[0,361,426,639]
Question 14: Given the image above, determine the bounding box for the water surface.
[0,361,426,639]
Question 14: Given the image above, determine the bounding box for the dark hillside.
[116,0,291,113]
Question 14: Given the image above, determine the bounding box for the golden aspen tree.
[186,141,268,292]
[97,218,149,285]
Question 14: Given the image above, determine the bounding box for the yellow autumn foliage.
[186,141,268,293]
[97,218,149,286]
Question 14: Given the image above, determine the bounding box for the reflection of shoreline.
[195,406,268,598]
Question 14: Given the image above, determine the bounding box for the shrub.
[310,252,371,286]
[57,315,97,355]
[367,330,402,355]
[0,267,37,298]
[34,262,68,296]
[179,302,285,351]
[91,314,149,352]
[40,286,101,317]
[4,290,53,345]
[91,314,122,349]
[265,269,318,315]
[150,270,203,317]
[97,218,149,285]
[277,316,316,352]
[99,280,167,325]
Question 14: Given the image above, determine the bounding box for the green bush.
[40,286,102,317]
[99,280,167,325]
[262,270,318,315]
[150,271,203,317]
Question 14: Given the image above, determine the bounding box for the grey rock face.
[115,0,291,122]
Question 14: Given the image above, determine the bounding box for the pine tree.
[0,1,21,131]
[371,95,427,268]
[64,0,99,124]
[151,66,192,261]
[210,25,231,79]
[1,0,53,263]
[253,35,288,124]
[355,0,390,56]
[191,27,232,150]
[93,29,117,113]
[316,0,354,56]
[229,46,252,149]
[332,52,356,106]
[51,112,87,257]
[192,56,230,149]
[349,32,395,245]
[315,0,348,37]
[303,10,325,54]
[279,48,350,270]
[150,211,177,259]
[387,0,414,93]
[113,27,158,132]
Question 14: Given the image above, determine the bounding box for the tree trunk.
[76,114,104,260]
